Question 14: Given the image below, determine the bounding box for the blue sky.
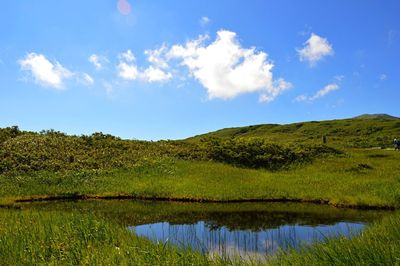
[0,0,399,140]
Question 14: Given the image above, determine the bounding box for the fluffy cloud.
[117,49,171,82]
[144,45,169,69]
[89,54,109,70]
[18,53,72,89]
[118,62,139,80]
[119,49,135,62]
[296,83,339,102]
[141,66,172,83]
[117,50,138,80]
[297,33,333,66]
[167,30,291,101]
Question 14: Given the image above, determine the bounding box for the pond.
[22,200,387,261]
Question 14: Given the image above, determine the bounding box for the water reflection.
[131,219,364,260]
[21,200,387,260]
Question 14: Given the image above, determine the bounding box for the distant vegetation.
[2,115,398,175]
[0,126,341,175]
[353,113,399,120]
[189,116,400,149]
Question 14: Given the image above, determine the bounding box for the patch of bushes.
[0,129,342,174]
[191,138,342,170]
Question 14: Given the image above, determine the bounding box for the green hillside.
[188,115,400,148]
[353,113,399,120]
[0,114,399,176]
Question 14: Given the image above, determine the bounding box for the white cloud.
[296,83,339,102]
[119,49,135,62]
[117,49,172,83]
[118,62,139,80]
[310,83,338,100]
[18,53,72,89]
[89,54,109,70]
[297,33,333,66]
[200,16,211,27]
[117,50,139,80]
[115,30,290,100]
[144,45,169,69]
[141,66,172,83]
[167,30,291,101]
[379,74,387,81]
[79,73,94,86]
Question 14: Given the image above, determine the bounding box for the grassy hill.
[0,114,399,175]
[188,115,400,148]
[353,113,399,120]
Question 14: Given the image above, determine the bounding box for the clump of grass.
[367,153,390,158]
[346,163,374,172]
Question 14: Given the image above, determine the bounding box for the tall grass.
[269,212,400,265]
[0,207,398,265]
[0,209,216,265]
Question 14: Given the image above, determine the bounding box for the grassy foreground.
[1,149,399,209]
[0,207,398,265]
[0,208,214,266]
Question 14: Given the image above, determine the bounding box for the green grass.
[0,204,398,265]
[269,212,400,266]
[0,208,217,266]
[1,148,399,208]
[188,117,400,148]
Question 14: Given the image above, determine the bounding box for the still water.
[130,210,365,260]
[24,200,386,260]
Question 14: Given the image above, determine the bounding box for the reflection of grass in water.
[133,219,368,265]
[21,199,387,230]
[270,212,400,265]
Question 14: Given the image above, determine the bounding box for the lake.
[21,200,387,261]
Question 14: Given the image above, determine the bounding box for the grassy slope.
[188,117,400,148]
[1,148,399,208]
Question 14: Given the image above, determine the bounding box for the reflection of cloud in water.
[207,244,267,263]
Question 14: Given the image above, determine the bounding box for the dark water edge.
[18,199,390,261]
